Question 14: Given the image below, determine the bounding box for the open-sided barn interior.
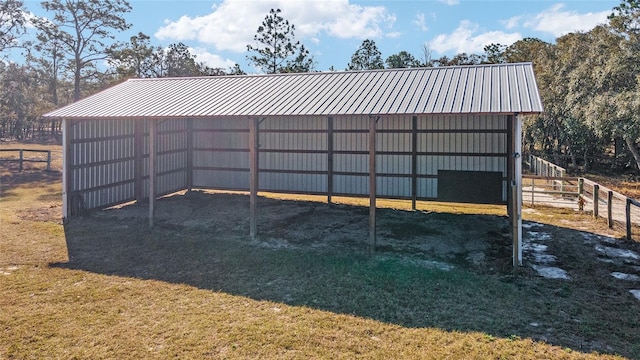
[45,63,543,266]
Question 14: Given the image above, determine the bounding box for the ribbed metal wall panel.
[69,119,136,210]
[415,114,508,201]
[192,118,250,189]
[259,116,328,193]
[66,113,510,211]
[154,119,188,195]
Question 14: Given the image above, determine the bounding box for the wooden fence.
[526,155,640,240]
[0,149,52,171]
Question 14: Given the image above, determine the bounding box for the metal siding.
[68,119,137,210]
[412,114,508,200]
[192,118,249,189]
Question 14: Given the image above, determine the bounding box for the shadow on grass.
[55,192,640,358]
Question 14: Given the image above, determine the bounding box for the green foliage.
[385,51,421,69]
[247,8,313,74]
[347,39,384,70]
[107,32,157,78]
[0,0,27,53]
[39,0,132,100]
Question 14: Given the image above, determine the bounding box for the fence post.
[607,191,613,229]
[626,198,632,240]
[531,178,535,206]
[46,150,51,171]
[593,184,599,218]
[19,149,23,172]
[578,178,584,196]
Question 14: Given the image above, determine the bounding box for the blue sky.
[20,0,620,72]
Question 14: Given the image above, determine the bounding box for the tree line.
[1,0,639,174]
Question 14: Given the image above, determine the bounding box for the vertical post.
[531,178,535,206]
[512,114,523,267]
[578,178,584,196]
[607,190,613,229]
[626,198,632,240]
[46,150,51,171]
[19,149,23,172]
[369,116,377,253]
[327,117,334,206]
[593,184,599,218]
[61,119,69,219]
[249,118,260,239]
[149,121,157,228]
[134,120,144,202]
[506,115,514,224]
[186,118,194,192]
[411,115,418,210]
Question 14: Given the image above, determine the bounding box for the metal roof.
[44,63,543,119]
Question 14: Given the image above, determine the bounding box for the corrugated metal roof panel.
[44,63,543,119]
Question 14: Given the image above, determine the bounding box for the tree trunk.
[624,135,640,170]
[583,150,589,173]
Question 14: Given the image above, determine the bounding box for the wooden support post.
[512,114,523,267]
[369,116,377,253]
[607,190,613,229]
[626,198,632,240]
[46,150,51,171]
[62,119,69,219]
[19,149,23,172]
[531,178,535,206]
[249,118,260,239]
[134,120,144,202]
[593,184,599,218]
[186,118,194,192]
[506,115,514,226]
[149,121,157,228]
[578,178,584,196]
[327,117,334,206]
[411,115,418,210]
[510,182,522,268]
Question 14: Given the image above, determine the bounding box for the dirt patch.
[92,190,512,272]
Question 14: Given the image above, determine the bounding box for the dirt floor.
[89,190,515,274]
[64,189,634,284]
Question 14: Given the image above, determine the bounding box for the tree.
[385,51,420,68]
[483,43,507,64]
[347,39,384,70]
[609,0,640,38]
[108,32,158,78]
[280,44,315,73]
[228,63,246,75]
[31,19,67,107]
[39,0,132,100]
[247,8,312,74]
[153,43,212,77]
[0,0,27,53]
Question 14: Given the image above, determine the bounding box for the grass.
[1,142,637,359]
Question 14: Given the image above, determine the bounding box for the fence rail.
[0,149,52,171]
[527,154,640,240]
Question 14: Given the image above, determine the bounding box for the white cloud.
[413,13,428,32]
[502,16,522,30]
[155,0,397,53]
[429,20,521,54]
[438,0,460,5]
[189,47,237,69]
[522,3,610,37]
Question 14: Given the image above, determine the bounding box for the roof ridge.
[127,62,534,82]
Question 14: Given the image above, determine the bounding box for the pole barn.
[45,63,543,266]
